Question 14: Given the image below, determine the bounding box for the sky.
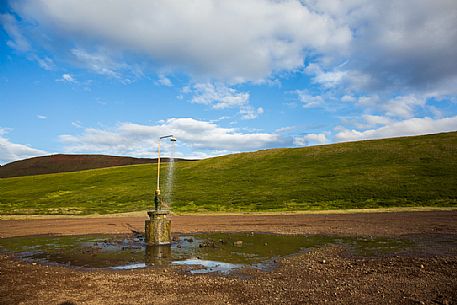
[1,0,457,164]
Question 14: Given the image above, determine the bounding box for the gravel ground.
[1,210,456,305]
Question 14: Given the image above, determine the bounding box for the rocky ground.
[1,210,456,305]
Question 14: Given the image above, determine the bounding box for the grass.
[0,132,456,215]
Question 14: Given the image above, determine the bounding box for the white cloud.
[295,91,325,109]
[191,83,249,109]
[344,94,427,119]
[57,73,76,83]
[188,83,264,119]
[62,74,74,82]
[0,13,30,52]
[383,95,426,119]
[31,55,55,71]
[156,74,172,87]
[71,48,124,79]
[305,63,346,88]
[334,116,457,142]
[0,128,47,164]
[59,118,288,158]
[362,115,392,126]
[341,95,356,103]
[12,0,351,83]
[275,126,296,134]
[293,133,328,146]
[71,121,82,128]
[240,106,264,120]
[1,14,55,70]
[36,115,47,119]
[305,0,457,94]
[7,0,457,97]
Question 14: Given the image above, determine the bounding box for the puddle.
[173,259,243,274]
[0,233,412,274]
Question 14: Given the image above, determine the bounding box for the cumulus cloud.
[294,91,325,109]
[4,0,457,147]
[10,0,351,83]
[305,63,347,88]
[190,83,249,110]
[306,0,457,94]
[293,133,328,146]
[186,83,263,119]
[0,128,47,164]
[334,116,457,142]
[362,115,392,127]
[338,94,429,120]
[5,0,457,95]
[293,0,457,119]
[59,118,288,158]
[383,95,427,118]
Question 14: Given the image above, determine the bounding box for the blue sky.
[1,0,457,164]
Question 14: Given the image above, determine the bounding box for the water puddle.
[0,232,412,274]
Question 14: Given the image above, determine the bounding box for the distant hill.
[0,154,189,178]
[0,132,456,215]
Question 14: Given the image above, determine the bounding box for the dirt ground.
[1,210,457,305]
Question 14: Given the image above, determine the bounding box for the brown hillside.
[0,154,190,178]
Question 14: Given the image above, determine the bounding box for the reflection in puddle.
[145,244,172,266]
[0,233,413,274]
[172,259,243,274]
[112,262,146,270]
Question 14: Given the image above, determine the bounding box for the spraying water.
[163,140,176,209]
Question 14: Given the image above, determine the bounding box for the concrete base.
[145,210,171,245]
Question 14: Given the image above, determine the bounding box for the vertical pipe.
[156,140,161,192]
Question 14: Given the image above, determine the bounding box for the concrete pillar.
[145,210,171,245]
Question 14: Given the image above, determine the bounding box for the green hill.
[1,132,456,215]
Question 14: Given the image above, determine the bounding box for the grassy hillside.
[0,154,190,178]
[1,132,456,215]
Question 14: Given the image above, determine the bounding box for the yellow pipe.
[156,140,161,192]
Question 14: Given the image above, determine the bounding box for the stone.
[233,240,243,247]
